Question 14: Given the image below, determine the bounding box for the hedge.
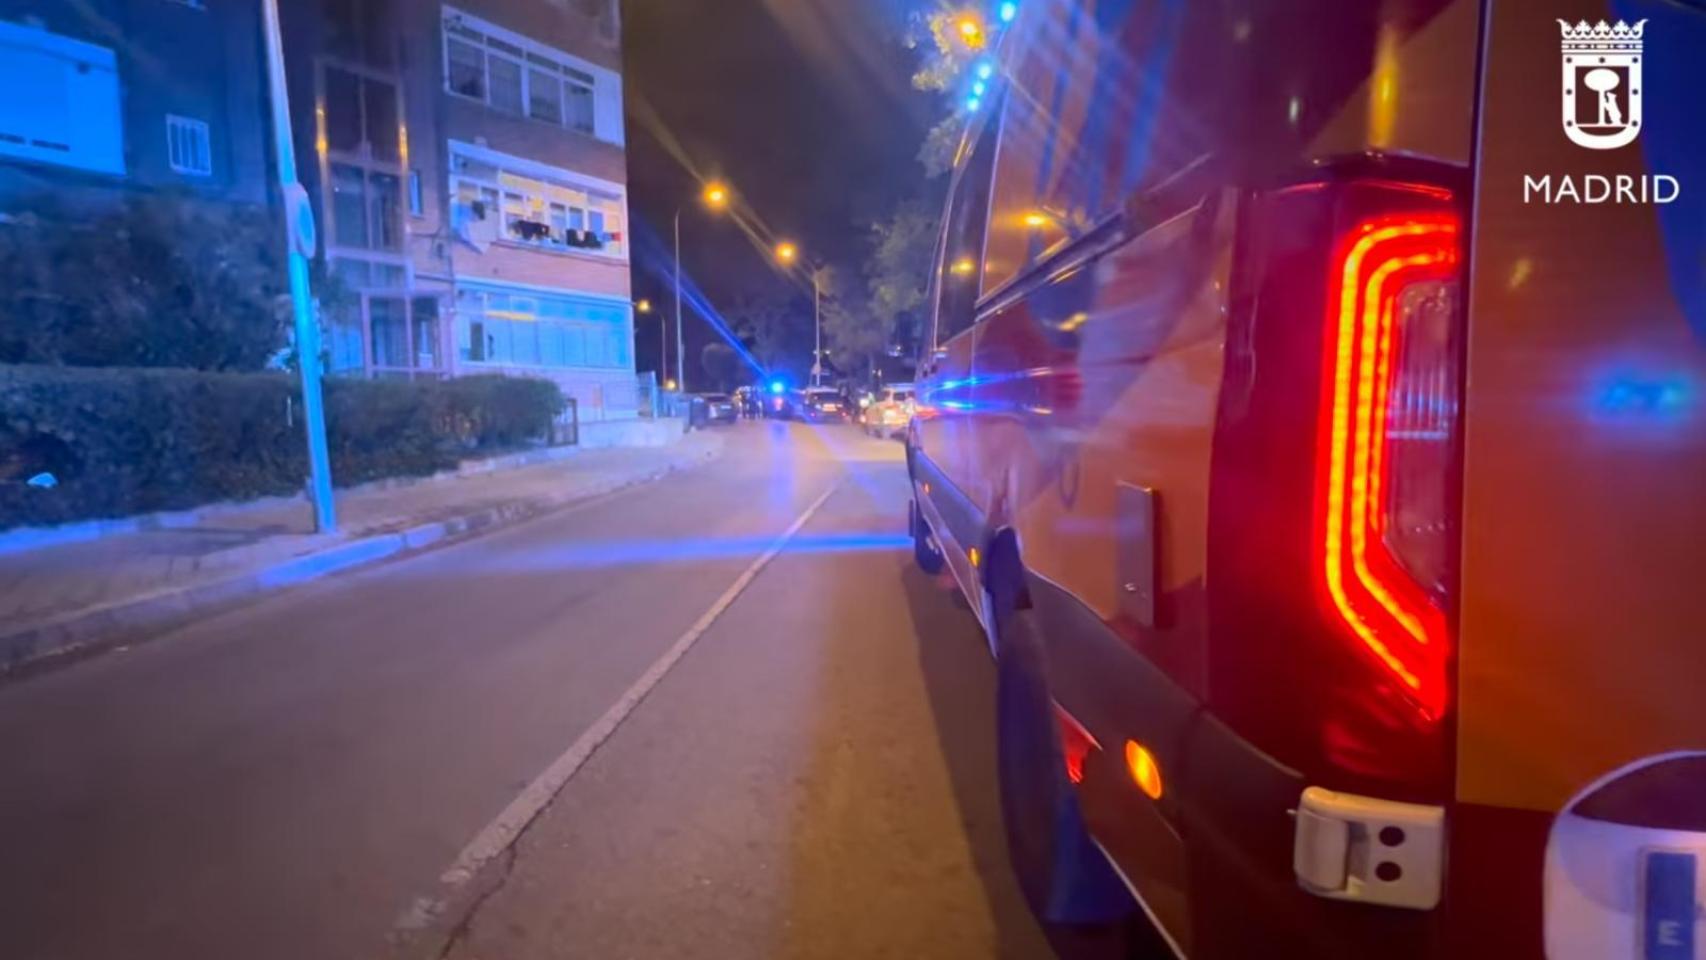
[0,366,565,530]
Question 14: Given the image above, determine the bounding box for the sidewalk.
[0,430,724,674]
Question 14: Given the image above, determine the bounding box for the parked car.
[907,3,1706,959]
[797,387,846,423]
[853,389,879,427]
[863,384,913,438]
[698,393,738,424]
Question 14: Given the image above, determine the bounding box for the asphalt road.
[0,421,1068,960]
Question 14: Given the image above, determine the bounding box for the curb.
[0,440,722,680]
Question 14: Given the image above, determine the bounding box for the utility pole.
[261,0,336,532]
[812,270,821,387]
[673,209,686,393]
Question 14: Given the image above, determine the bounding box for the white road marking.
[397,479,843,930]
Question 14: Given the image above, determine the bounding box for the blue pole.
[261,0,336,532]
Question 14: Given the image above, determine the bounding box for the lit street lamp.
[636,298,667,396]
[674,181,730,393]
[775,241,822,387]
[954,12,986,48]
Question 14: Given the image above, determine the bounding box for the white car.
[862,384,914,438]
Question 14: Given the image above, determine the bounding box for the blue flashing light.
[976,61,995,81]
[966,96,981,112]
[998,1,1018,23]
[972,80,987,96]
[769,380,786,394]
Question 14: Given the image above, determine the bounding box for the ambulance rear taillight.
[1208,171,1465,795]
[1316,203,1462,724]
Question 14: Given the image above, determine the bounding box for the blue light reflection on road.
[440,531,909,575]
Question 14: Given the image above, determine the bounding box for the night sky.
[620,0,938,380]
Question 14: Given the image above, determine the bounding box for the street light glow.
[636,298,652,313]
[702,182,729,210]
[1022,210,1051,228]
[950,256,976,276]
[775,241,799,264]
[955,13,985,47]
[665,378,679,391]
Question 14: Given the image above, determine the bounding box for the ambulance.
[907,1,1706,956]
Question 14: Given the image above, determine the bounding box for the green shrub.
[0,195,288,371]
[442,375,566,449]
[0,366,567,530]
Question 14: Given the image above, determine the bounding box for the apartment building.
[288,0,636,420]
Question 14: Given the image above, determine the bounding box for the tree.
[830,4,990,378]
[905,8,981,178]
[699,341,741,392]
[862,197,940,364]
[0,194,288,371]
[726,291,809,381]
[815,265,884,381]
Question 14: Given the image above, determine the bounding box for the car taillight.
[1317,211,1460,723]
[1208,171,1464,796]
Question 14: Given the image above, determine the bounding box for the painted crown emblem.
[1558,18,1647,52]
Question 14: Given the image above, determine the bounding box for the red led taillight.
[1317,211,1461,723]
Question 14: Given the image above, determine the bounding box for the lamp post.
[637,298,662,408]
[775,241,823,387]
[261,0,335,532]
[674,182,729,396]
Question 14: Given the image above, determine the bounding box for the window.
[565,82,595,134]
[528,66,562,124]
[441,6,616,141]
[408,169,424,217]
[488,56,522,114]
[933,114,1000,344]
[369,172,402,249]
[448,141,627,258]
[370,297,408,370]
[321,66,400,163]
[0,22,124,174]
[331,164,370,248]
[982,2,1190,292]
[447,36,485,98]
[456,287,631,370]
[165,115,211,176]
[362,77,400,162]
[330,162,403,252]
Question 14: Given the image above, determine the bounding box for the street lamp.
[954,12,986,48]
[775,241,822,387]
[674,180,731,394]
[636,298,667,396]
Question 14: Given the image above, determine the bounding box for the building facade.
[286,0,636,420]
[0,0,272,206]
